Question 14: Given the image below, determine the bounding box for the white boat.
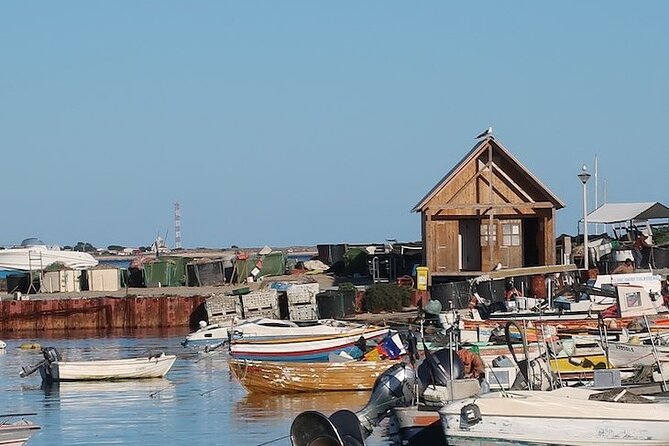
[439,387,669,445]
[605,338,669,368]
[0,341,6,350]
[0,238,98,272]
[229,325,392,361]
[183,317,383,347]
[0,414,40,446]
[20,347,176,383]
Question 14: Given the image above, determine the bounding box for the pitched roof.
[586,202,669,224]
[411,136,565,212]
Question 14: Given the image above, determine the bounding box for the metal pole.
[583,180,589,271]
[578,166,591,272]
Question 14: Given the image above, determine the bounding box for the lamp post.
[578,165,591,270]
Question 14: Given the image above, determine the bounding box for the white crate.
[286,283,320,306]
[288,303,318,322]
[241,289,278,312]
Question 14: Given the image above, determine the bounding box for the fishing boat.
[229,325,392,362]
[183,317,378,347]
[0,413,40,446]
[20,347,176,383]
[603,333,669,368]
[439,386,669,445]
[229,357,401,393]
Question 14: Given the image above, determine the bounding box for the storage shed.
[412,135,565,283]
[86,266,121,292]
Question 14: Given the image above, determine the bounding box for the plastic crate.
[288,302,319,322]
[241,289,278,312]
[206,295,239,314]
[244,307,279,319]
[206,295,242,324]
[286,283,320,306]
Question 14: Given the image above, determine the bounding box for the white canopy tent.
[586,202,669,224]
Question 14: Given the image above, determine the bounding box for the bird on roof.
[475,127,493,139]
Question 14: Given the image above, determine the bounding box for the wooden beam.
[429,202,554,213]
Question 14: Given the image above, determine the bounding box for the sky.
[1,2,667,249]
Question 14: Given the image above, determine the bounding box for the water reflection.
[0,330,391,446]
[236,391,370,420]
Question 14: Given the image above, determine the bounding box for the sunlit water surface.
[0,330,391,446]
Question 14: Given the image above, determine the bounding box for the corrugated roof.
[586,202,669,224]
[411,136,565,212]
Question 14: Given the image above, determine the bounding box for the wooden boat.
[0,414,40,446]
[229,357,401,393]
[20,347,176,383]
[229,326,392,361]
[440,387,669,445]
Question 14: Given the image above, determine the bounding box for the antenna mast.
[174,202,182,249]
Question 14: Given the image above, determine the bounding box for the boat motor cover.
[328,410,365,446]
[356,362,416,435]
[290,411,343,446]
[417,348,464,388]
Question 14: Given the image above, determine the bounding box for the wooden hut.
[412,135,565,284]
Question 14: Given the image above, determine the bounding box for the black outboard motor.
[42,347,62,363]
[417,348,464,391]
[355,362,416,436]
[290,410,365,446]
[20,347,61,378]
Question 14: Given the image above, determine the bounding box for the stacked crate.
[205,294,242,326]
[240,289,279,319]
[286,283,320,321]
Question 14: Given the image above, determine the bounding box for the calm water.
[0,330,390,446]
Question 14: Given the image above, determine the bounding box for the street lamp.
[578,165,591,270]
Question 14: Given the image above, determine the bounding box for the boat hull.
[229,327,391,361]
[606,341,669,368]
[440,389,669,445]
[0,421,40,446]
[39,355,176,382]
[229,358,400,393]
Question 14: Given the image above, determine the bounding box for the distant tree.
[74,242,97,253]
[108,245,125,251]
[63,245,73,251]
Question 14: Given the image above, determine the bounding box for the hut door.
[500,219,522,268]
[459,220,481,271]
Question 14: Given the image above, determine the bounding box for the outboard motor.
[20,347,61,378]
[355,362,416,436]
[417,348,464,392]
[290,410,365,446]
[42,347,62,363]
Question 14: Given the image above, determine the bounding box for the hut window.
[480,224,497,246]
[502,223,521,246]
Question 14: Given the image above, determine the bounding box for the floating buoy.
[19,343,41,350]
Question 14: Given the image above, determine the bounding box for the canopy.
[586,202,669,224]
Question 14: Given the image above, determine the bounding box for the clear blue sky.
[2,2,667,249]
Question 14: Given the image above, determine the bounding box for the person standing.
[632,234,652,269]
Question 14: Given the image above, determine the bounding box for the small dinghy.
[20,347,176,383]
[0,412,40,446]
